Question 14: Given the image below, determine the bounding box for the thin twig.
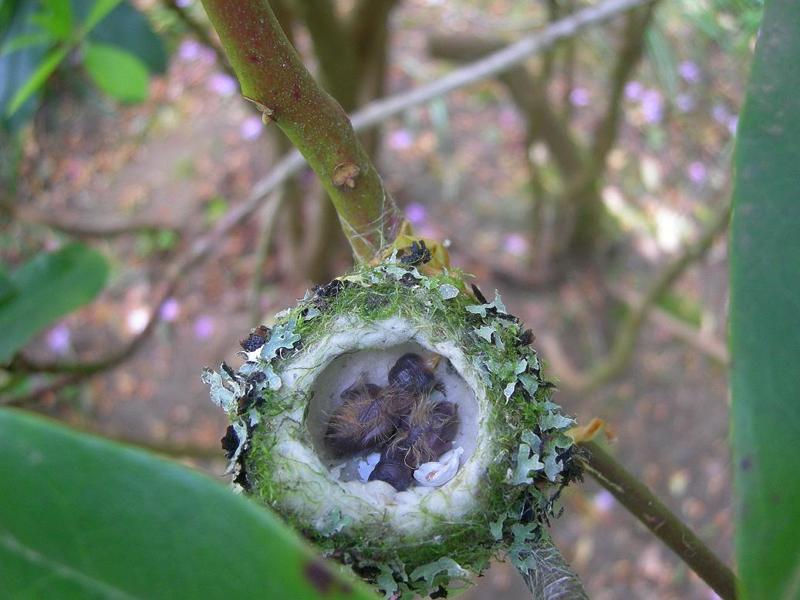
[608,285,729,365]
[249,192,284,324]
[351,0,655,132]
[4,0,651,397]
[12,205,181,238]
[428,33,584,176]
[577,440,737,599]
[541,200,731,393]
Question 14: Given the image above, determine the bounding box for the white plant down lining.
[271,316,495,538]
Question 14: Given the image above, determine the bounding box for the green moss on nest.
[205,254,581,598]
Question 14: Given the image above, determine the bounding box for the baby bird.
[369,396,459,491]
[387,353,444,396]
[325,376,411,457]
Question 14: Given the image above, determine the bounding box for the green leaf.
[81,0,167,74]
[5,44,68,117]
[729,1,800,598]
[29,0,73,40]
[645,23,678,100]
[0,32,52,56]
[83,42,149,103]
[0,409,372,599]
[1,1,51,129]
[0,267,15,303]
[0,243,108,363]
[81,0,122,34]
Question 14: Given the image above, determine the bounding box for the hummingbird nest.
[204,252,581,598]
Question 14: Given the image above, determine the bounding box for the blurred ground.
[8,0,748,598]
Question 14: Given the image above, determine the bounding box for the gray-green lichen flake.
[512,431,545,485]
[260,318,301,361]
[438,283,459,300]
[465,290,507,317]
[409,557,469,588]
[202,367,242,414]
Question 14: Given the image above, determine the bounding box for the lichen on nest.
[204,249,582,598]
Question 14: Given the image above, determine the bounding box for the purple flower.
[675,93,695,113]
[404,202,427,226]
[686,161,707,184]
[197,45,217,65]
[193,315,216,340]
[175,0,192,7]
[498,106,521,130]
[625,80,644,101]
[387,128,414,151]
[178,39,200,62]
[240,116,263,141]
[712,103,731,125]
[727,115,738,136]
[46,324,71,355]
[678,60,701,84]
[502,233,528,257]
[207,73,238,97]
[159,298,181,322]
[641,88,664,124]
[593,490,615,514]
[569,87,590,107]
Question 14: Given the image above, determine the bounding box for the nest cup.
[205,261,579,597]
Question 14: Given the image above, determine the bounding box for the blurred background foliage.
[0,0,767,598]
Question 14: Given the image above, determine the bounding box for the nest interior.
[306,341,481,481]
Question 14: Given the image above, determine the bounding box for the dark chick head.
[325,378,392,457]
[369,445,415,491]
[388,353,442,396]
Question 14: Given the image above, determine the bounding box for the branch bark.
[201,0,401,262]
[12,205,181,238]
[561,2,659,252]
[352,0,655,132]
[577,440,737,599]
[518,537,589,599]
[428,33,584,177]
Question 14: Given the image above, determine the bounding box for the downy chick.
[369,396,459,491]
[325,376,410,457]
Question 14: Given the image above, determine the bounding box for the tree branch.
[352,0,655,132]
[577,440,737,599]
[588,2,658,173]
[540,200,731,393]
[608,284,729,365]
[201,0,401,262]
[428,33,584,176]
[518,537,589,599]
[557,1,659,250]
[11,204,181,238]
[249,191,284,323]
[293,0,358,107]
